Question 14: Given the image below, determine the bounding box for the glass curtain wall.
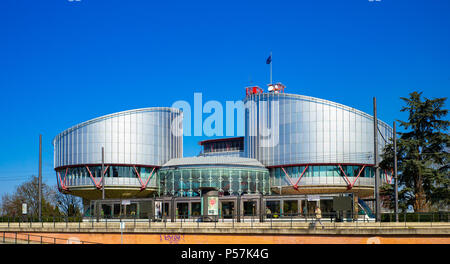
[158,167,270,197]
[53,107,183,169]
[269,165,375,187]
[56,165,158,188]
[244,93,393,167]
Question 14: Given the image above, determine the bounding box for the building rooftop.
[198,137,244,145]
[161,156,266,168]
[52,107,182,145]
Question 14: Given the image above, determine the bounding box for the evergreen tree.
[380,92,449,212]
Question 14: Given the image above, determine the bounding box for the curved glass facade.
[53,107,183,168]
[158,166,270,196]
[53,90,394,203]
[244,93,393,167]
[53,107,182,197]
[269,165,375,189]
[56,165,158,189]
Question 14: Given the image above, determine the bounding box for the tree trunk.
[414,176,429,212]
[414,147,429,212]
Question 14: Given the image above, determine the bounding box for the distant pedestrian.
[266,207,272,217]
[314,206,324,229]
[155,203,162,219]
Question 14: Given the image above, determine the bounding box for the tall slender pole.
[121,221,124,244]
[270,51,273,84]
[373,97,380,222]
[393,121,399,222]
[38,134,42,222]
[102,147,105,200]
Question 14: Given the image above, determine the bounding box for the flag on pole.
[266,55,272,64]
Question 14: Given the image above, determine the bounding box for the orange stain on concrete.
[19,232,450,244]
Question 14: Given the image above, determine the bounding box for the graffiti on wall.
[159,234,185,244]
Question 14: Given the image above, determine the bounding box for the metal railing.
[0,212,448,231]
[0,231,99,244]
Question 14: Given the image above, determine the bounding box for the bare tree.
[0,175,60,217]
[54,189,83,217]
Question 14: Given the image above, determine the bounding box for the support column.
[237,194,241,222]
[171,197,175,222]
[353,193,359,221]
[260,194,265,222]
[180,170,184,197]
[188,201,192,219]
[280,199,284,217]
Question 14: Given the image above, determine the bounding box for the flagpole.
[270,51,272,84]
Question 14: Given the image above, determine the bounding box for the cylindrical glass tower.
[53,107,183,200]
[244,92,392,197]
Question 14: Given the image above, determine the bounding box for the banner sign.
[207,197,218,215]
[22,203,27,215]
[307,195,320,201]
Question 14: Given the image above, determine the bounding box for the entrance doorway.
[265,200,280,218]
[101,204,112,219]
[176,202,189,219]
[162,202,170,218]
[221,201,235,219]
[283,200,298,216]
[307,201,318,216]
[125,203,138,218]
[191,202,201,217]
[113,203,121,218]
[243,201,257,216]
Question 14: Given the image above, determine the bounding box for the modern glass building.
[158,156,270,197]
[198,137,244,157]
[244,92,392,197]
[52,107,183,201]
[54,85,393,220]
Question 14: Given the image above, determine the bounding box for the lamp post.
[38,134,42,222]
[102,147,105,200]
[373,97,381,222]
[394,121,399,222]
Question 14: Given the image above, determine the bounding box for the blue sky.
[0,0,449,196]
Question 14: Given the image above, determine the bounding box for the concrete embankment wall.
[1,222,449,244]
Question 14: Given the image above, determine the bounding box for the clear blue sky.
[0,0,449,196]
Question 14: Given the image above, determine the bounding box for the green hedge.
[381,212,449,222]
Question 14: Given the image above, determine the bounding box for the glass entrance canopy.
[158,156,270,197]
